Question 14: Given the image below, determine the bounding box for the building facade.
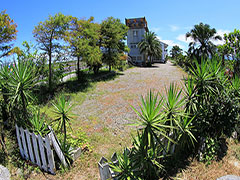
[125,17,168,64]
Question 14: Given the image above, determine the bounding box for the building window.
[130,44,138,48]
[137,56,142,61]
[133,30,138,37]
[132,56,136,61]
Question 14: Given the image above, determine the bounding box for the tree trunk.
[77,56,80,81]
[109,65,111,72]
[48,52,52,93]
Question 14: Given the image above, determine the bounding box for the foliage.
[28,110,50,136]
[33,13,70,92]
[223,29,240,74]
[138,31,162,66]
[186,22,221,61]
[0,60,38,125]
[0,10,17,58]
[59,140,73,168]
[198,137,220,164]
[100,17,128,71]
[170,45,183,59]
[65,128,91,149]
[52,95,74,146]
[109,149,139,180]
[66,16,102,77]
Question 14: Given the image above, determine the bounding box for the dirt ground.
[25,62,189,180]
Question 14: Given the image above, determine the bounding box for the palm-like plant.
[29,110,49,136]
[109,149,138,180]
[0,60,38,123]
[186,22,222,61]
[130,90,175,150]
[138,31,162,66]
[52,95,74,146]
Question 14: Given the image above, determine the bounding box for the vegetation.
[1,8,240,179]
[100,17,128,71]
[186,22,221,61]
[0,10,17,58]
[138,31,162,66]
[33,13,70,92]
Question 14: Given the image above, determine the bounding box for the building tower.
[125,17,168,65]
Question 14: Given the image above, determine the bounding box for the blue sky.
[1,0,239,52]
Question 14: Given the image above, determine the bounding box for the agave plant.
[163,83,186,125]
[130,90,175,151]
[109,149,138,180]
[131,132,165,179]
[52,95,74,146]
[29,110,49,136]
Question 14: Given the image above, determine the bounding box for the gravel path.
[73,61,187,134]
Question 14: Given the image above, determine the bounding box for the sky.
[1,0,239,53]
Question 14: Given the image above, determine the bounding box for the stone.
[0,165,10,180]
[217,175,240,180]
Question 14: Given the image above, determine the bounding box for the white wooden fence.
[15,125,68,174]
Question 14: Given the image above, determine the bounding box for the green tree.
[138,31,162,66]
[217,44,229,66]
[170,45,183,59]
[0,10,17,58]
[223,29,240,73]
[100,17,128,71]
[33,13,70,92]
[186,22,221,61]
[66,17,102,77]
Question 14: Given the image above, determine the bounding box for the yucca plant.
[52,95,74,146]
[130,90,175,151]
[109,149,139,180]
[29,110,49,136]
[175,114,197,150]
[163,83,186,126]
[131,132,165,179]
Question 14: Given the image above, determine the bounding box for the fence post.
[20,127,29,160]
[98,157,111,180]
[15,125,24,158]
[25,129,35,163]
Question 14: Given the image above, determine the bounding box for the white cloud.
[212,29,230,45]
[176,34,194,43]
[169,25,179,32]
[157,36,184,49]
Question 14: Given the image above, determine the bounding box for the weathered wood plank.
[32,133,41,167]
[20,127,29,160]
[25,130,35,163]
[38,135,47,171]
[45,134,55,174]
[15,125,24,158]
[50,132,68,167]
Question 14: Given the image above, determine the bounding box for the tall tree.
[170,45,183,59]
[33,13,69,92]
[0,10,17,58]
[186,22,221,61]
[100,17,128,71]
[65,16,102,78]
[138,31,162,66]
[224,29,240,73]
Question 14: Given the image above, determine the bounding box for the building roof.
[125,17,149,32]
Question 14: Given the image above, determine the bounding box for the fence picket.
[15,125,24,158]
[20,127,29,160]
[45,134,55,174]
[50,132,68,167]
[32,133,41,167]
[15,125,67,174]
[25,130,35,163]
[38,135,47,171]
